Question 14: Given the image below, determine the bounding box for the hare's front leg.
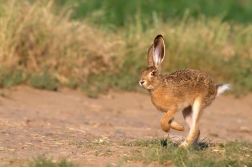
[160,110,184,132]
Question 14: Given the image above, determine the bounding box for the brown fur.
[139,35,227,147]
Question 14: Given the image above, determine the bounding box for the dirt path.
[0,86,251,166]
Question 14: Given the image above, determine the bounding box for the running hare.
[139,34,230,147]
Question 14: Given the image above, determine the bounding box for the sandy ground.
[0,86,251,166]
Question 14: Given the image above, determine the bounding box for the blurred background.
[0,0,252,97]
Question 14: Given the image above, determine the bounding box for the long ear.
[153,35,165,70]
[147,44,154,67]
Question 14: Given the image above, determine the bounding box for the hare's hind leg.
[179,98,202,147]
[182,106,193,128]
[182,106,200,145]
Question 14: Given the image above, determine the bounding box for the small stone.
[98,139,104,143]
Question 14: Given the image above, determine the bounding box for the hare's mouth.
[139,80,154,90]
[139,80,148,89]
[139,80,146,88]
[139,80,144,85]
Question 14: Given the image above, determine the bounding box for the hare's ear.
[153,35,165,70]
[147,44,154,67]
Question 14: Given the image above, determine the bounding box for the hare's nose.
[139,80,145,85]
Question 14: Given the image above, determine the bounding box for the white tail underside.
[217,84,231,96]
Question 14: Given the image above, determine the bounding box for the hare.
[139,34,230,147]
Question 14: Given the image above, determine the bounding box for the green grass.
[29,71,59,91]
[121,139,252,167]
[55,0,252,27]
[29,156,78,167]
[0,67,26,88]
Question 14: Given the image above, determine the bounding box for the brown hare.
[139,34,230,148]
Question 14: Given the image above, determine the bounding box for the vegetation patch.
[0,67,26,88]
[29,156,78,167]
[122,139,252,167]
[0,0,252,96]
[55,0,252,26]
[29,71,59,91]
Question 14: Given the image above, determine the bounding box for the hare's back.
[164,68,217,102]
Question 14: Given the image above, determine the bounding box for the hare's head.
[139,35,165,90]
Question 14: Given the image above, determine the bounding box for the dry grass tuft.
[0,0,124,85]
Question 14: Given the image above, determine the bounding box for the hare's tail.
[216,84,231,96]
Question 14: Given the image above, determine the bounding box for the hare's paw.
[170,120,184,131]
[160,120,171,132]
[179,141,189,148]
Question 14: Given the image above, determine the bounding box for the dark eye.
[151,71,156,76]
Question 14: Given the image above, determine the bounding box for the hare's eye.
[151,71,156,76]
